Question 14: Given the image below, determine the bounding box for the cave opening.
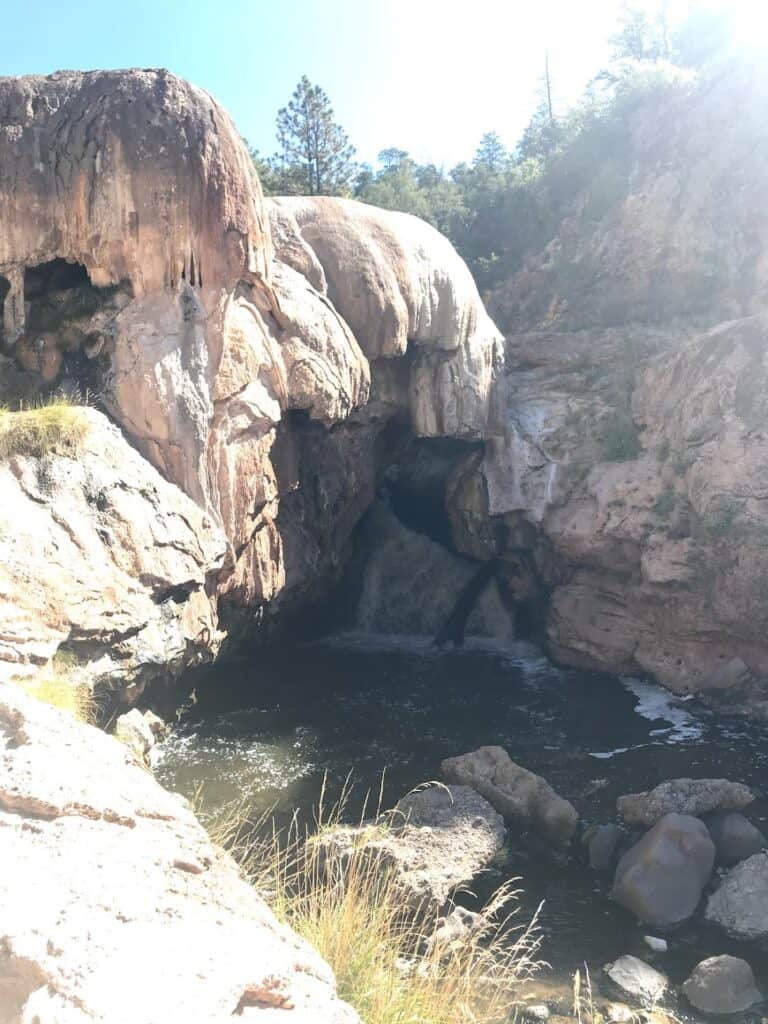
[0,275,9,347]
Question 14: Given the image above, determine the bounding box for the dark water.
[155,634,768,1010]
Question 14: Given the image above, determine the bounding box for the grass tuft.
[16,671,95,724]
[0,397,90,459]
[200,779,543,1024]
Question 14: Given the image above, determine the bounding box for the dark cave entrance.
[0,275,10,348]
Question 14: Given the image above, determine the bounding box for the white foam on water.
[588,676,704,759]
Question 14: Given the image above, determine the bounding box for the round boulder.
[705,811,765,867]
[682,955,762,1015]
[612,813,715,927]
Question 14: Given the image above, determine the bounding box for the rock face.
[0,683,358,1023]
[439,63,768,706]
[612,813,715,927]
[0,408,225,697]
[682,956,762,1015]
[441,746,578,850]
[705,851,768,939]
[603,956,667,1008]
[617,778,753,827]
[705,811,765,867]
[0,69,506,691]
[317,784,505,914]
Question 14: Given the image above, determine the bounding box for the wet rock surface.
[682,955,762,1015]
[612,813,715,927]
[441,745,578,850]
[705,810,765,867]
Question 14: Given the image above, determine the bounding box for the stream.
[155,633,768,1014]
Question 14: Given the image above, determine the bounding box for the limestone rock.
[612,813,715,927]
[705,852,768,939]
[317,784,505,915]
[603,956,667,1008]
[441,746,578,850]
[0,409,226,698]
[0,683,358,1023]
[705,810,765,867]
[617,778,753,827]
[682,955,762,1015]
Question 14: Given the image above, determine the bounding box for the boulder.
[705,852,768,939]
[423,906,481,956]
[705,810,765,867]
[682,955,762,1015]
[114,709,155,760]
[617,778,753,827]
[603,955,668,1008]
[317,784,506,915]
[441,746,578,850]
[585,823,622,871]
[612,813,715,927]
[0,683,358,1023]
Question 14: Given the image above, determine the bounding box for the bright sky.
[2,0,762,168]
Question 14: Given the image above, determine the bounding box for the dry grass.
[0,397,90,459]
[201,780,543,1024]
[16,671,95,724]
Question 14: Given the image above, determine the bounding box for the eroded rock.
[612,813,715,927]
[617,778,753,827]
[0,683,359,1022]
[705,851,768,940]
[441,746,578,850]
[603,956,667,1008]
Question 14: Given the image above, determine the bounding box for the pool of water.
[155,634,768,1011]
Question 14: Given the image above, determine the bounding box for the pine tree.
[274,76,356,196]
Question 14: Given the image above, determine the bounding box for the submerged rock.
[0,683,359,1023]
[441,746,578,850]
[682,955,762,1015]
[317,784,505,915]
[603,955,668,1008]
[617,778,753,827]
[612,813,715,927]
[705,810,765,867]
[705,851,768,939]
[585,823,623,871]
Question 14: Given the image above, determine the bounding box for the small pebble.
[523,1006,550,1022]
[643,935,668,953]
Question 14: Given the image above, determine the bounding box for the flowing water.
[155,634,768,1011]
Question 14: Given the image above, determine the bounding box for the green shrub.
[600,409,640,461]
[0,398,89,459]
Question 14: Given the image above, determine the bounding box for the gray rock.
[705,810,765,867]
[318,784,506,916]
[705,852,768,939]
[617,778,753,827]
[441,746,578,850]
[612,813,715,927]
[682,955,762,1015]
[603,955,668,1008]
[115,709,155,759]
[423,906,481,955]
[643,935,668,953]
[586,823,622,871]
[521,1005,550,1021]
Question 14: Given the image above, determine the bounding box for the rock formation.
[0,69,505,696]
[0,683,358,1022]
[448,62,768,707]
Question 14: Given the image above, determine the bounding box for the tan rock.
[0,683,358,1023]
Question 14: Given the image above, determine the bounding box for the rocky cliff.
[458,61,768,709]
[0,69,504,700]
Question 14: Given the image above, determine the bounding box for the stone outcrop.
[316,784,506,915]
[612,813,715,927]
[441,746,578,850]
[0,69,506,691]
[705,851,768,940]
[0,408,225,697]
[617,778,753,827]
[0,683,358,1023]
[442,63,768,706]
